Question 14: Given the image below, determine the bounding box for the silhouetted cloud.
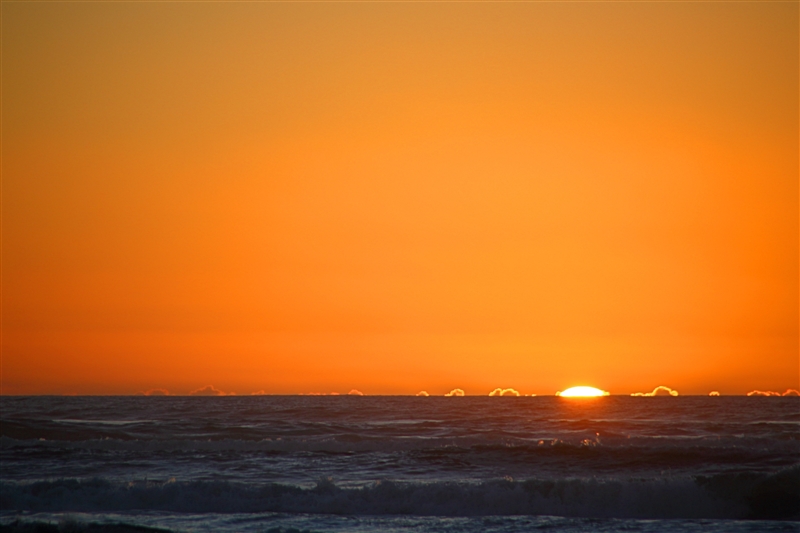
[445,388,465,397]
[189,385,228,396]
[416,391,429,396]
[631,386,678,397]
[747,390,782,397]
[140,388,170,396]
[708,391,720,396]
[489,388,520,397]
[348,389,364,396]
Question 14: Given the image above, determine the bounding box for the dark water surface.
[1,396,798,532]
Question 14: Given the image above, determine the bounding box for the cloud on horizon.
[416,391,429,396]
[489,388,520,397]
[709,391,720,396]
[348,389,364,396]
[138,388,170,396]
[747,389,799,396]
[189,385,229,396]
[631,386,679,397]
[445,388,465,397]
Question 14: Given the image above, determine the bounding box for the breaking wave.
[2,466,798,520]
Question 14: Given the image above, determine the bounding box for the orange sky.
[2,1,798,395]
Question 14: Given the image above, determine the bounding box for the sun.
[556,386,609,397]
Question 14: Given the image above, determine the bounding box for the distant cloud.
[445,388,465,397]
[783,389,800,396]
[631,386,679,397]
[416,391,429,396]
[348,389,364,396]
[708,391,720,396]
[747,390,783,397]
[489,388,520,397]
[189,385,228,396]
[140,388,170,396]
[251,390,267,395]
[330,392,341,395]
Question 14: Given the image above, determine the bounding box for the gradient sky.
[2,1,798,395]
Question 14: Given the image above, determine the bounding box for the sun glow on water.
[556,386,609,397]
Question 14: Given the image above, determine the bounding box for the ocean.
[1,395,798,532]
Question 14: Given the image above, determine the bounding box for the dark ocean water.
[1,396,798,532]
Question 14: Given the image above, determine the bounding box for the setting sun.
[556,386,610,397]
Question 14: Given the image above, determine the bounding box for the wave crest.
[2,467,797,520]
